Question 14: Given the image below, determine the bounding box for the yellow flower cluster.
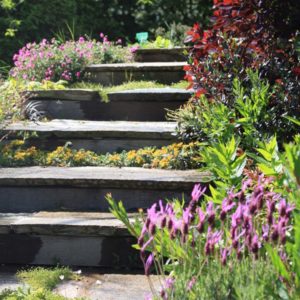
[0,140,202,170]
[45,146,99,166]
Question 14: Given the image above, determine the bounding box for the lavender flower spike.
[191,184,206,202]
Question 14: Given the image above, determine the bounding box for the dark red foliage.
[185,0,300,136]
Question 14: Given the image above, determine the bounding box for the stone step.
[133,48,187,62]
[2,120,177,153]
[25,88,192,121]
[0,212,139,267]
[85,62,187,86]
[0,166,207,213]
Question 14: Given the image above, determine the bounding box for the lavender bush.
[107,172,296,299]
[10,34,132,83]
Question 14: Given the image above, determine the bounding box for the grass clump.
[0,266,81,300]
[0,287,71,300]
[71,80,189,101]
[17,267,74,291]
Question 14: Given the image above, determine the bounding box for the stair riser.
[0,186,192,213]
[25,99,185,121]
[0,234,139,268]
[86,70,184,86]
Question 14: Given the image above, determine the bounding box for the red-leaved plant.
[184,0,300,140]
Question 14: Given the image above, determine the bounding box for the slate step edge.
[0,166,208,189]
[2,120,177,139]
[85,62,187,71]
[26,88,193,102]
[0,212,132,237]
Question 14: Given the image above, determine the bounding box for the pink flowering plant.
[10,34,132,83]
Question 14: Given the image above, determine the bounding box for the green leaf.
[265,244,291,281]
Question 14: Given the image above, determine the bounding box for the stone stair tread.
[27,87,192,102]
[86,62,187,71]
[0,211,131,236]
[0,166,205,187]
[3,119,176,138]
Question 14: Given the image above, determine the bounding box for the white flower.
[59,275,65,281]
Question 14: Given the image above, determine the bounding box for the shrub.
[171,70,287,148]
[182,0,300,142]
[10,35,132,83]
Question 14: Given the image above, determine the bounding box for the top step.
[85,62,187,86]
[133,48,187,62]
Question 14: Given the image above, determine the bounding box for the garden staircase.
[0,52,205,268]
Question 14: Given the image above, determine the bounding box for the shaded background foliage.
[0,0,211,67]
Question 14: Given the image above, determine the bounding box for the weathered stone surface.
[0,213,139,267]
[85,62,187,85]
[134,47,187,62]
[24,88,192,121]
[0,167,208,212]
[4,120,176,137]
[0,234,138,267]
[0,212,131,236]
[0,268,159,299]
[55,274,159,300]
[2,120,177,152]
[0,166,204,187]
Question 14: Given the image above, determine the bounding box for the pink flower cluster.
[10,34,131,83]
[139,175,294,277]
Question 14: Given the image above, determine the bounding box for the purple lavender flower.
[145,253,154,276]
[196,207,206,233]
[206,202,216,225]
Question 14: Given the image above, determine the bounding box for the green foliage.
[155,23,191,46]
[0,287,69,300]
[138,36,173,49]
[0,0,211,66]
[160,257,286,300]
[0,77,24,124]
[171,70,291,149]
[0,267,79,300]
[200,136,247,186]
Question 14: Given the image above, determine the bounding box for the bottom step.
[0,212,139,268]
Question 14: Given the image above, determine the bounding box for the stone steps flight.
[0,49,193,268]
